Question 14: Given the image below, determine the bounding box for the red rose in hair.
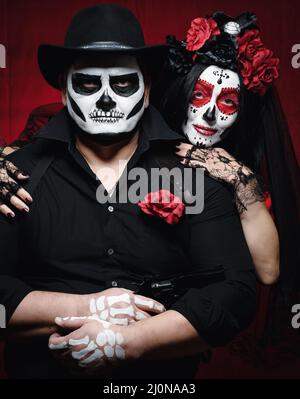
[238,28,280,96]
[186,17,220,52]
[241,48,279,95]
[238,29,263,60]
[138,190,185,225]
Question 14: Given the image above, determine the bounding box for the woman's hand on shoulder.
[0,147,32,218]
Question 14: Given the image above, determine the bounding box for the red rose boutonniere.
[138,189,185,225]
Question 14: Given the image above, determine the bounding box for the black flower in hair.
[166,35,194,76]
[197,38,238,70]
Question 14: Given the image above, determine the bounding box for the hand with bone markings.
[176,143,264,213]
[87,289,165,326]
[5,288,165,341]
[49,315,134,375]
[49,289,165,374]
[0,147,33,218]
[49,308,208,376]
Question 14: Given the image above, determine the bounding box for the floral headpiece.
[167,12,279,96]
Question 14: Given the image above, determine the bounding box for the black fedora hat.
[38,4,167,89]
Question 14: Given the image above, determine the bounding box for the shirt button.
[111,281,118,287]
[108,206,114,213]
[107,248,114,256]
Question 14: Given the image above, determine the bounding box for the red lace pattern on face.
[191,79,214,108]
[217,87,240,115]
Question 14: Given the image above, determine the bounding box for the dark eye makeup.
[72,73,102,95]
[110,73,140,97]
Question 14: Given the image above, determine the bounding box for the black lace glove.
[0,146,5,158]
[176,143,265,214]
[0,150,32,217]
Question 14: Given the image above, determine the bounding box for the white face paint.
[66,55,145,135]
[183,65,240,147]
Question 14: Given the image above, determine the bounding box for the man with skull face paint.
[0,5,257,378]
[66,58,146,139]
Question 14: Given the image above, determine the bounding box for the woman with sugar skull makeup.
[158,12,300,341]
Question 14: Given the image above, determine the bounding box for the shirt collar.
[34,105,183,146]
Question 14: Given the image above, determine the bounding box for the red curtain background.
[0,0,300,379]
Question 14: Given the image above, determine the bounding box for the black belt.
[126,267,226,308]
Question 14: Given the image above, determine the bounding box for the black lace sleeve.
[233,172,265,214]
[180,145,266,214]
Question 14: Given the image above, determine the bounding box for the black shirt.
[0,106,256,378]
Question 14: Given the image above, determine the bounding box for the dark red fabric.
[12,103,63,145]
[1,0,300,379]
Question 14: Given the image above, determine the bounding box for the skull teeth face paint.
[66,55,145,135]
[183,65,240,147]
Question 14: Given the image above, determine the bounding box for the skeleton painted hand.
[49,315,137,375]
[0,152,32,217]
[87,288,165,326]
[176,143,264,213]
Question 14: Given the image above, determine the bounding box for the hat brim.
[38,44,168,89]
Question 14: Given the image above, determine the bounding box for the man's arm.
[7,288,165,341]
[0,215,165,341]
[6,291,88,340]
[0,215,89,339]
[129,310,209,359]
